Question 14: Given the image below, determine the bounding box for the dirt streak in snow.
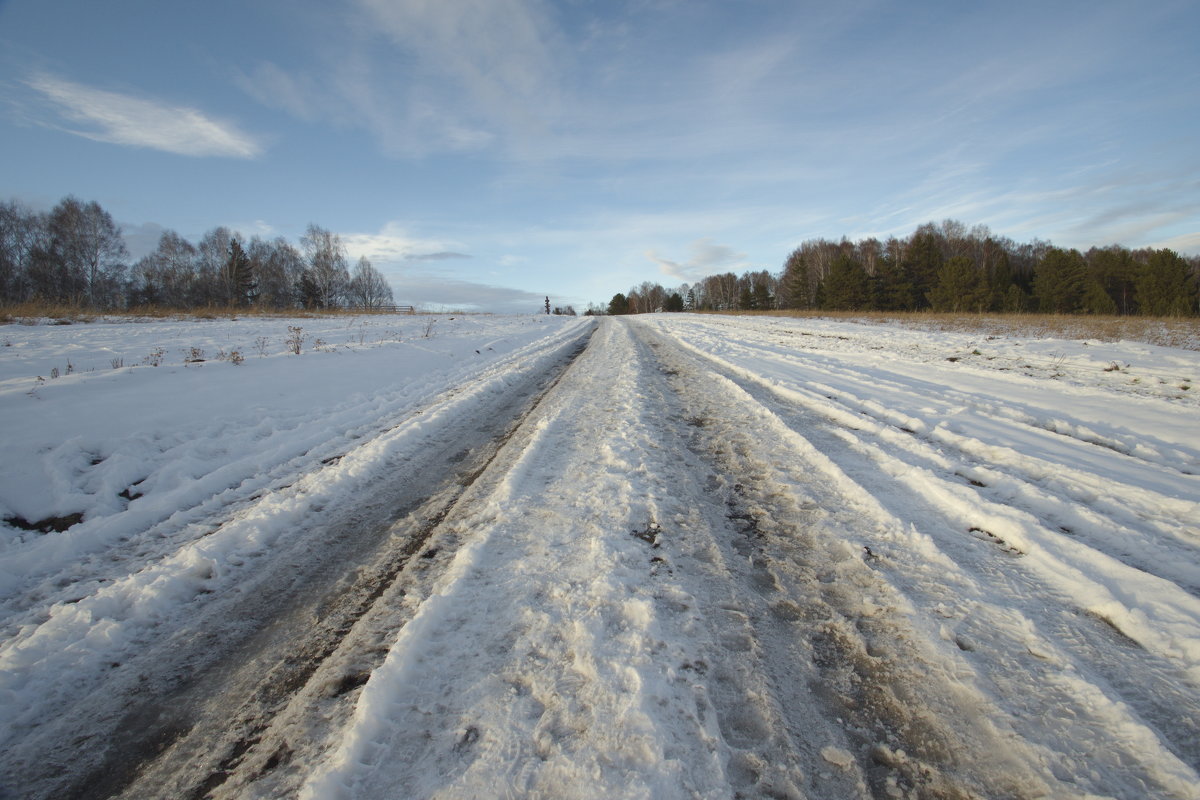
[630,322,1054,799]
[292,319,1059,799]
[639,314,1200,798]
[1,326,595,800]
[5,314,1198,800]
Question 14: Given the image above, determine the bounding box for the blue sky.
[2,0,1198,312]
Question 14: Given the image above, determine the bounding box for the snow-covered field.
[1,312,1197,799]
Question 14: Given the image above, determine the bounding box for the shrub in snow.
[286,326,305,355]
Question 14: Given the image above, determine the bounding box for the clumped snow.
[1,312,1198,799]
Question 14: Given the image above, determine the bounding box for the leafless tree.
[301,224,349,308]
[29,197,127,306]
[347,255,394,308]
[0,200,45,303]
[195,227,234,307]
[131,230,197,307]
[249,236,305,309]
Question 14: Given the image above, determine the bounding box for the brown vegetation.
[705,310,1200,350]
[0,302,421,326]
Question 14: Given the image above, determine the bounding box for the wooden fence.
[343,305,415,314]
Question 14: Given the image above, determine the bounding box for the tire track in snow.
[1,325,596,800]
[663,317,1199,555]
[629,321,1056,799]
[0,322,595,629]
[640,317,1200,798]
[647,317,1200,635]
[291,319,740,799]
[673,314,1200,475]
[278,316,1194,799]
[284,318,865,799]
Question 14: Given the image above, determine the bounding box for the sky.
[2,0,1198,313]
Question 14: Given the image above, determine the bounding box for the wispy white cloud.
[353,0,563,144]
[380,273,547,314]
[119,221,169,262]
[231,219,279,240]
[233,62,323,122]
[646,238,748,282]
[26,73,263,158]
[405,251,472,262]
[1156,231,1200,253]
[342,222,469,264]
[235,0,568,157]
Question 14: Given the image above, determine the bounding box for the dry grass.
[0,303,431,325]
[0,302,98,325]
[711,310,1200,350]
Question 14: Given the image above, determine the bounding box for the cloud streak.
[646,238,749,282]
[342,223,468,264]
[353,0,563,152]
[382,273,548,314]
[27,73,263,158]
[405,252,473,261]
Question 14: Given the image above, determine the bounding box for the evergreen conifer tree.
[1136,249,1196,316]
[224,238,255,306]
[819,254,870,310]
[901,228,944,310]
[1034,248,1087,313]
[928,256,982,312]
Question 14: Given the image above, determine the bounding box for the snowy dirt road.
[3,314,1199,799]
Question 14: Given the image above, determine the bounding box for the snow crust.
[0,314,589,748]
[2,312,1198,799]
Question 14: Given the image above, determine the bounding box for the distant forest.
[605,220,1200,317]
[0,195,394,311]
[3,197,1196,318]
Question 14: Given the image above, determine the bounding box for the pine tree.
[1033,248,1087,313]
[819,254,870,310]
[779,248,811,309]
[871,255,915,311]
[902,227,944,310]
[927,256,982,312]
[1085,246,1136,314]
[296,269,321,309]
[752,278,772,310]
[224,238,255,306]
[980,239,1013,312]
[1136,249,1196,316]
[1080,280,1117,314]
[1003,284,1028,312]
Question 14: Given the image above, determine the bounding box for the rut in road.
[19,315,1195,799]
[628,322,1055,799]
[642,314,1200,793]
[638,316,1200,798]
[241,318,1060,799]
[6,326,594,800]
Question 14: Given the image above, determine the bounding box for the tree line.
[603,220,1199,317]
[0,195,395,311]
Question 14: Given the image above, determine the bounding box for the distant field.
[703,309,1200,350]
